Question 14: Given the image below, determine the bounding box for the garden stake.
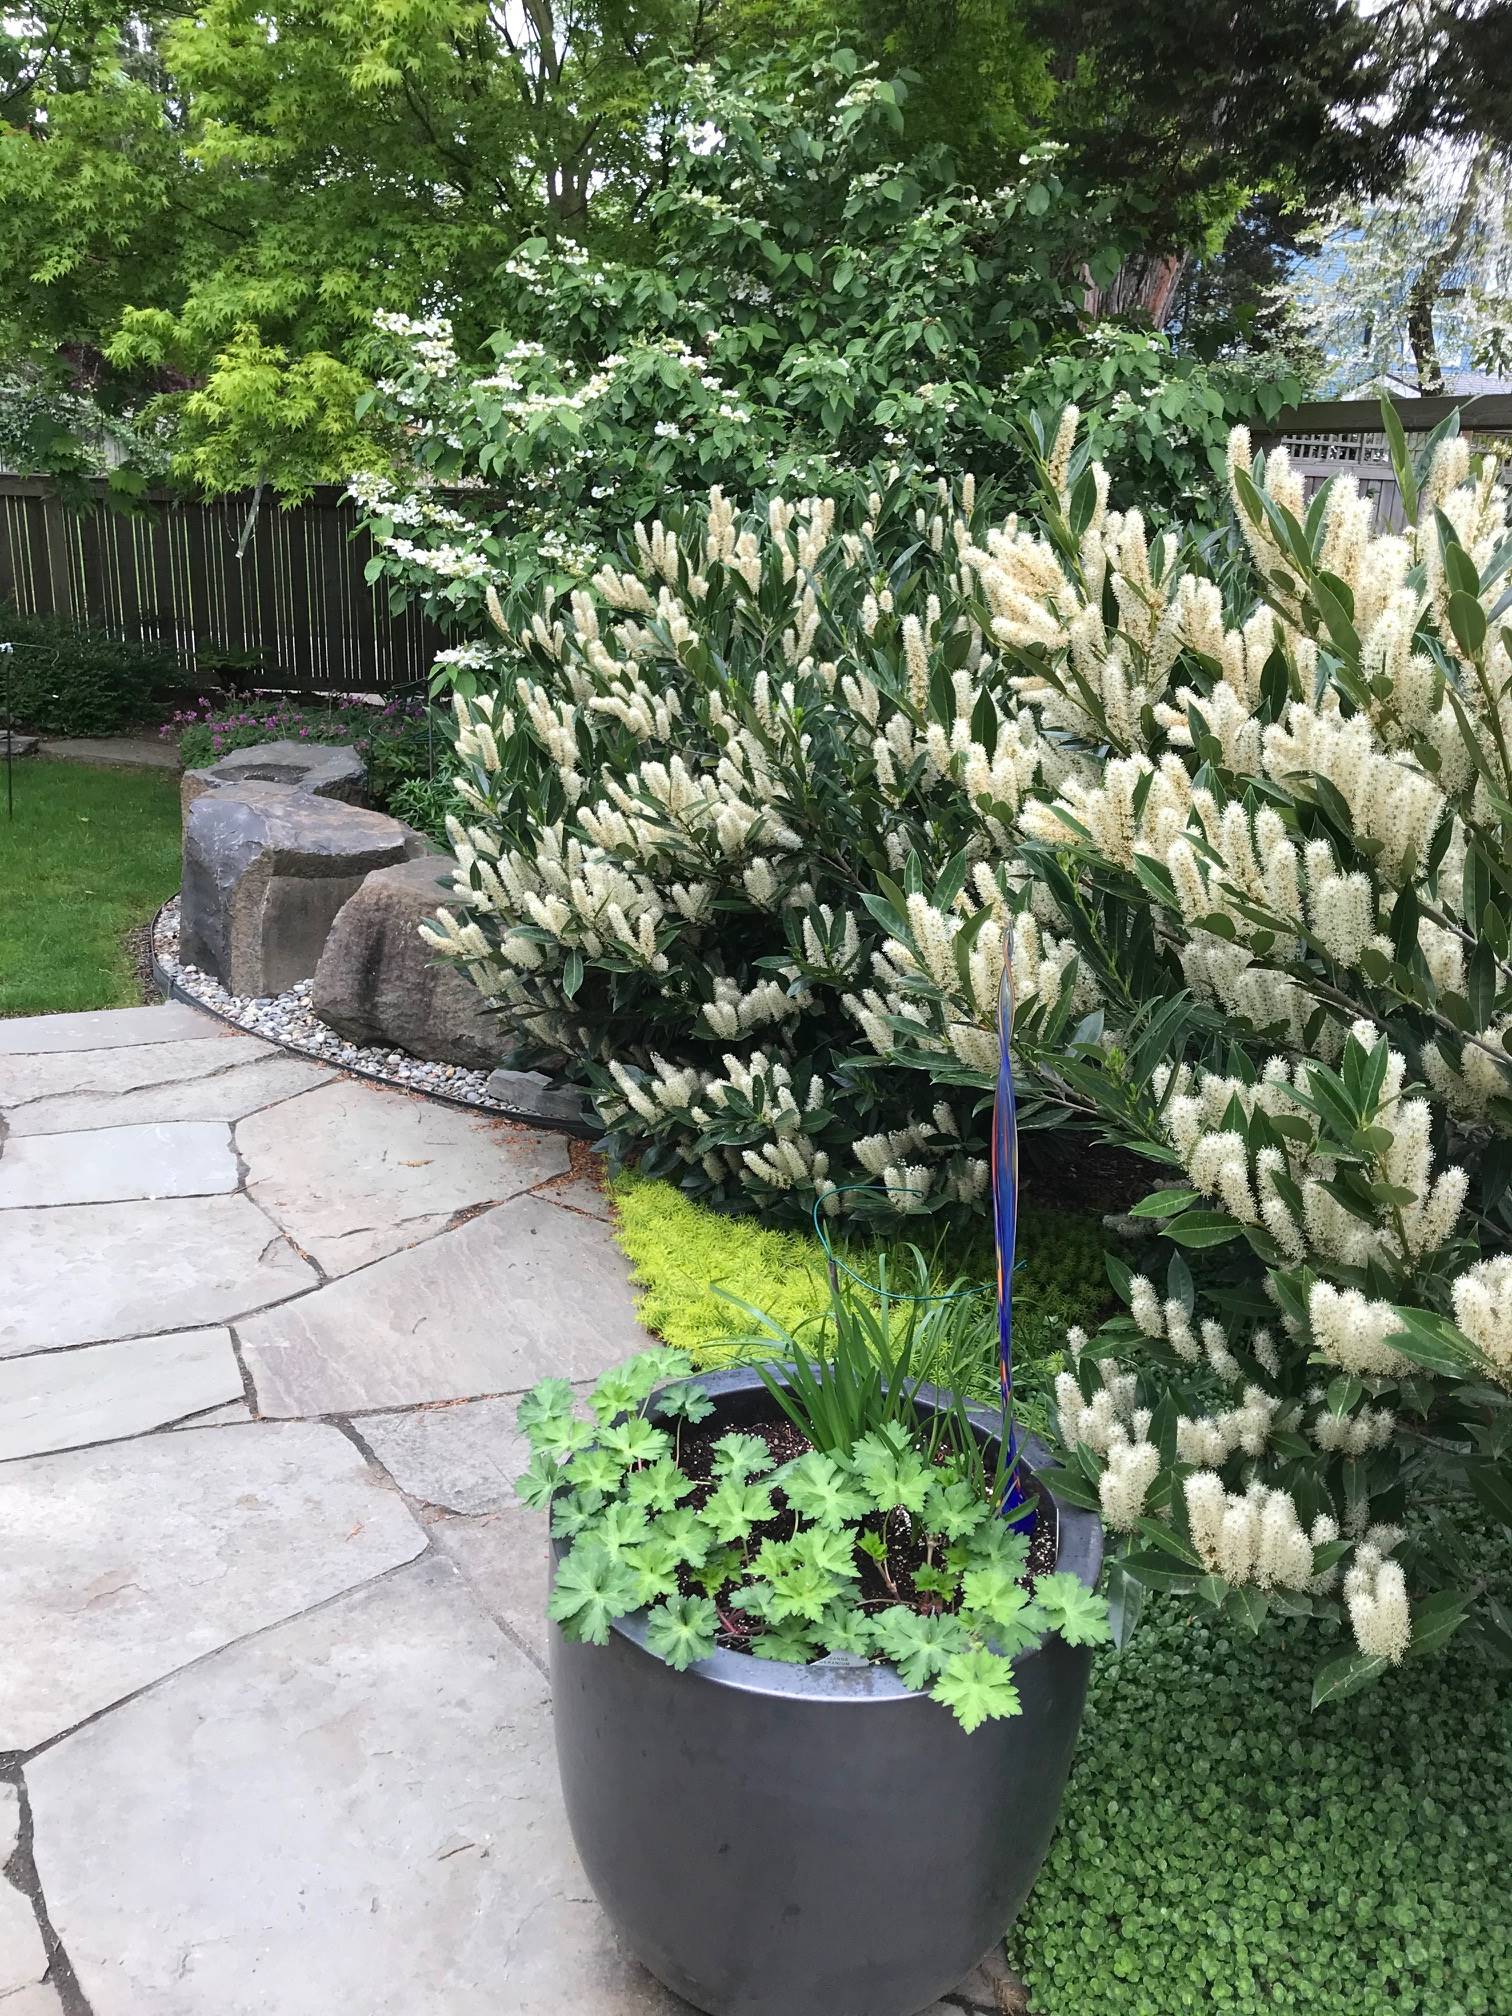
[993,956,1031,1528]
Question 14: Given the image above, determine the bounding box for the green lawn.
[0,758,182,1017]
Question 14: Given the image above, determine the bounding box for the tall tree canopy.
[0,0,703,489]
[0,0,1502,493]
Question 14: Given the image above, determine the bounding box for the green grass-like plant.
[0,758,181,1015]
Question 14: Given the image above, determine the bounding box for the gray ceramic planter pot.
[549,1367,1103,2016]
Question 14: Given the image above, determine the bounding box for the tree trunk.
[1407,280,1444,393]
[1404,140,1494,393]
[1082,250,1191,329]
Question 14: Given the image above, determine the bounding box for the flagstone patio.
[0,1001,1001,2016]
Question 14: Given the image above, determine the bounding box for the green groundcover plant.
[1010,1538,1512,2016]
[516,1325,1108,1729]
[607,1171,1113,1434]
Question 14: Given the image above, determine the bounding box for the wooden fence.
[5,394,1510,687]
[1255,393,1512,532]
[0,479,446,692]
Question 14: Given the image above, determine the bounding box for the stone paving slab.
[0,1328,243,1462]
[26,1557,690,2016]
[0,1032,272,1111]
[237,1078,571,1275]
[0,1031,331,1131]
[0,1003,217,1056]
[0,1194,316,1356]
[357,1394,557,1515]
[427,1510,550,1672]
[38,736,180,770]
[0,1122,237,1209]
[0,1989,65,2014]
[538,1172,614,1221]
[240,1194,650,1416]
[4,1051,332,1138]
[0,1421,426,1751]
[172,1399,254,1428]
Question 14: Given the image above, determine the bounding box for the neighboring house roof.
[1378,367,1512,397]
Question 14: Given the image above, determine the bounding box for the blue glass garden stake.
[992,956,1032,1527]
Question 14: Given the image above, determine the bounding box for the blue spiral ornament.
[993,954,1032,1527]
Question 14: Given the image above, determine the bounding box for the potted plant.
[514,1279,1107,2016]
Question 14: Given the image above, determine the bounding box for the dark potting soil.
[673,1395,1058,1657]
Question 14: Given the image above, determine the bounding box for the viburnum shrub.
[434,398,1512,1692]
[348,41,1122,638]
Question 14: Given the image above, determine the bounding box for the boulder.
[181,740,367,820]
[1,732,38,758]
[180,784,414,997]
[311,854,506,1070]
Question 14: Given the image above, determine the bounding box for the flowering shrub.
[423,465,1102,1221]
[349,41,1123,643]
[431,399,1512,1690]
[875,406,1512,1696]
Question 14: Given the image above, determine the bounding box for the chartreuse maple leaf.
[751,1618,819,1662]
[653,1507,715,1568]
[767,1562,836,1624]
[775,1451,871,1529]
[625,1457,694,1512]
[588,1364,652,1426]
[964,1521,1031,1576]
[931,1648,1023,1731]
[590,1349,687,1426]
[547,1539,642,1646]
[549,1490,598,1540]
[644,1595,719,1671]
[711,1431,775,1480]
[626,1530,685,1603]
[529,1411,594,1463]
[564,1446,625,1498]
[655,1380,715,1425]
[923,1476,989,1543]
[596,1502,651,1558]
[1034,1571,1113,1647]
[516,1379,577,1445]
[700,1475,776,1543]
[816,1600,875,1657]
[871,1606,970,1690]
[514,1452,566,1510]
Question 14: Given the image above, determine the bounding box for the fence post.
[39,496,75,624]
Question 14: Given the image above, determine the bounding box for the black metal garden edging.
[148,897,597,1141]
